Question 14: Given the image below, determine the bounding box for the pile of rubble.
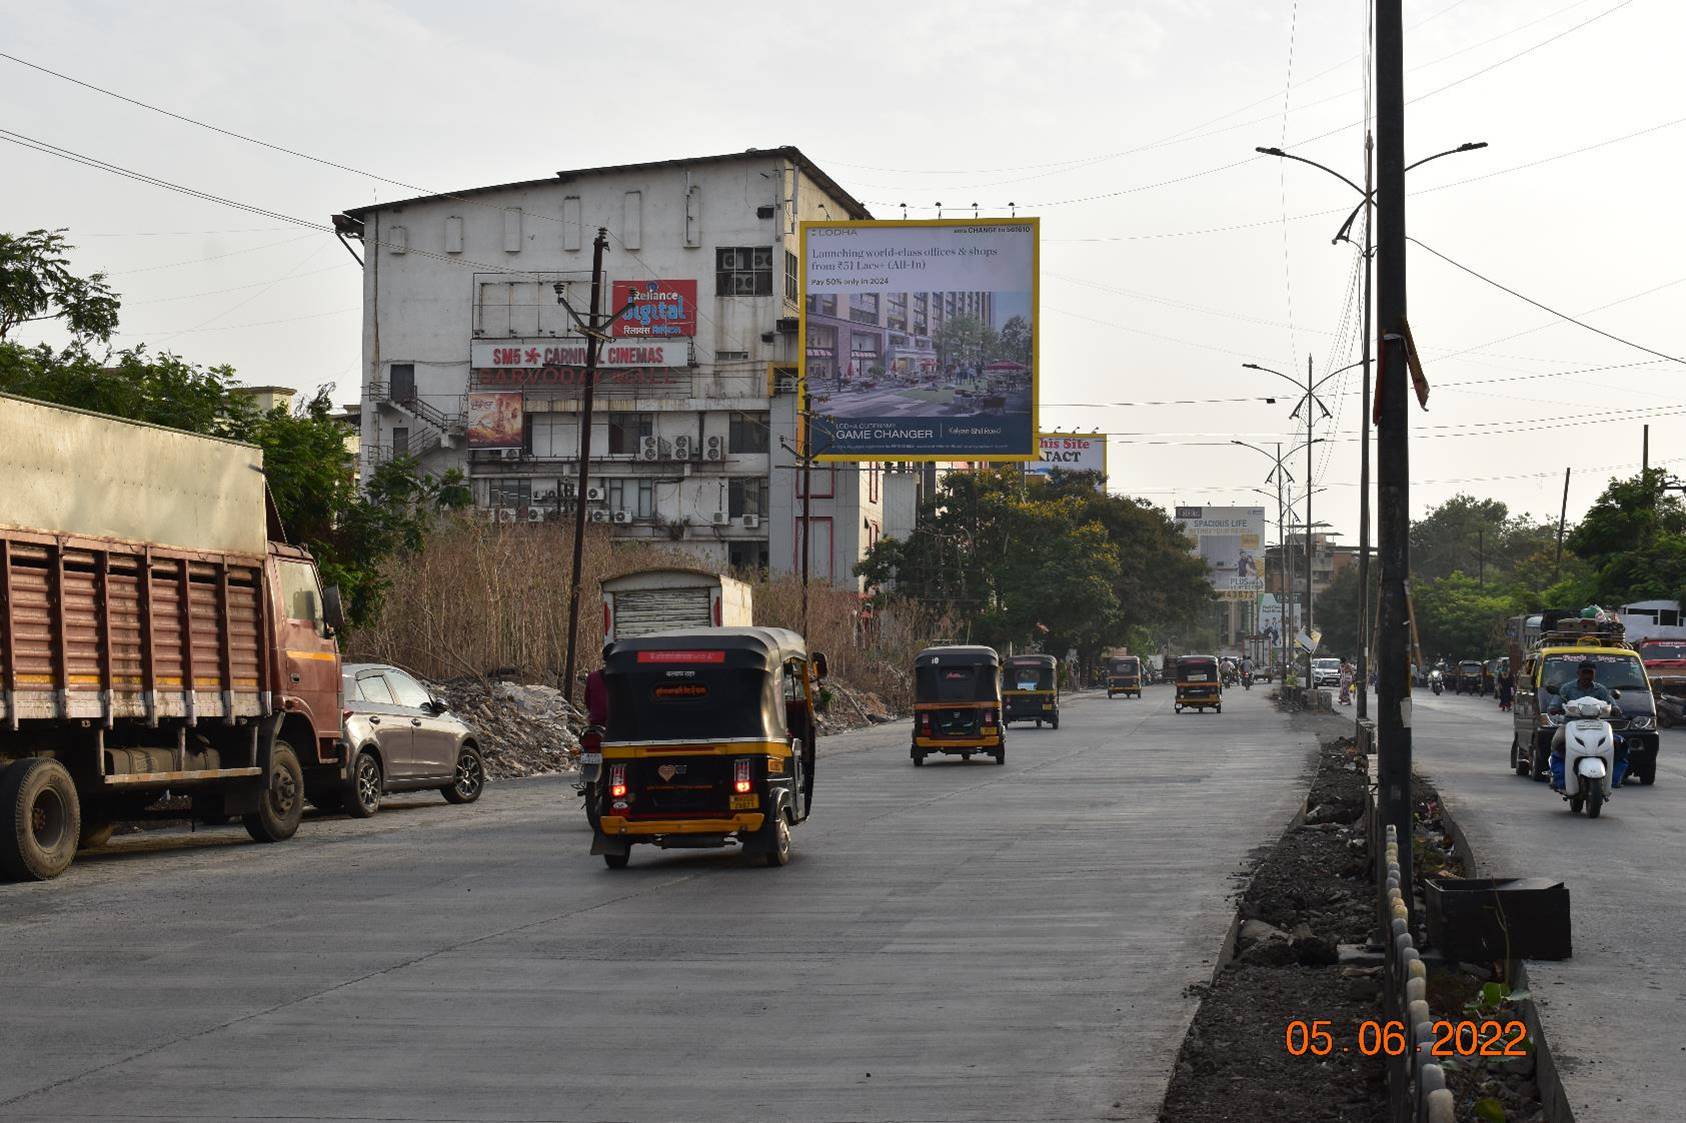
[817,682,898,735]
[430,677,581,779]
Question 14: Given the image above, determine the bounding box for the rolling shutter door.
[614,588,712,639]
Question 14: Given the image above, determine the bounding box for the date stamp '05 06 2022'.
[1285,1019,1529,1059]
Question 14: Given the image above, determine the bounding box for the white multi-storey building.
[334,146,886,584]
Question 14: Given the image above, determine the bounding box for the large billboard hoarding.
[1027,432,1106,485]
[466,392,525,449]
[1175,506,1266,601]
[800,218,1038,462]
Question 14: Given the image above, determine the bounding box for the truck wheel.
[442,746,485,805]
[346,750,383,818]
[1,758,81,880]
[243,742,304,843]
[603,851,630,870]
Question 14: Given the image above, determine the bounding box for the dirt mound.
[818,682,898,734]
[430,677,581,779]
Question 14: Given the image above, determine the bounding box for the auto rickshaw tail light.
[919,713,932,734]
[609,763,628,799]
[734,758,753,794]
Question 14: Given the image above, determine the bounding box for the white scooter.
[1550,694,1625,819]
[1429,668,1444,696]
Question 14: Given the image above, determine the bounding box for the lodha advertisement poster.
[466,392,525,449]
[800,218,1038,462]
[611,279,697,338]
[1175,506,1266,601]
[1026,432,1107,487]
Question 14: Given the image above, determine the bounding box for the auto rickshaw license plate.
[580,753,602,765]
[730,794,759,810]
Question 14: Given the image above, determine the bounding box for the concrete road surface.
[0,688,1308,1123]
[1412,691,1686,1123]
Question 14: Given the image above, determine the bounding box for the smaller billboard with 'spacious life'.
[466,392,525,449]
[611,279,697,338]
[1174,506,1266,600]
[1026,433,1107,485]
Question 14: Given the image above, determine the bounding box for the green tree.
[1413,572,1515,663]
[1315,563,1376,661]
[1410,493,1558,588]
[1567,471,1686,607]
[998,315,1031,366]
[0,228,121,343]
[932,314,999,373]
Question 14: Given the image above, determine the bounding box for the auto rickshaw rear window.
[917,665,998,702]
[606,668,770,741]
[1009,665,1053,690]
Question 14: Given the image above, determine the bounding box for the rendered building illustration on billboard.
[800,218,1038,462]
[1175,506,1266,600]
[1026,432,1107,486]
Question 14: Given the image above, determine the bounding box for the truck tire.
[0,757,81,880]
[441,745,485,805]
[243,742,304,843]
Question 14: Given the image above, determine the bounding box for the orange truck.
[0,394,346,879]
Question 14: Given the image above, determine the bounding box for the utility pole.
[801,408,813,638]
[1643,424,1650,474]
[1356,130,1374,721]
[561,228,610,703]
[1555,467,1572,581]
[1375,0,1414,913]
[1304,352,1316,690]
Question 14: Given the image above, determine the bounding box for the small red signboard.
[637,650,727,664]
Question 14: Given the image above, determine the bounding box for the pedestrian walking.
[1338,659,1354,706]
[1498,668,1514,712]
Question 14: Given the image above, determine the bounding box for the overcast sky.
[5,0,1680,545]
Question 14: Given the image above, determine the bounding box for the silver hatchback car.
[327,663,486,818]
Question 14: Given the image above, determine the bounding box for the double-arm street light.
[1253,139,1485,719]
[1233,437,1324,678]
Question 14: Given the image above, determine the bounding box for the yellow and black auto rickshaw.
[591,627,826,869]
[1174,654,1223,714]
[912,646,1005,766]
[1003,653,1060,729]
[1106,655,1142,699]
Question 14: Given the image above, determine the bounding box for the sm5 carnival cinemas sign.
[470,338,691,396]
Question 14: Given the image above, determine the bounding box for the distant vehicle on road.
[1454,660,1485,695]
[1003,654,1060,728]
[1511,619,1659,784]
[1105,655,1142,699]
[1311,658,1342,689]
[1175,655,1223,714]
[337,665,484,817]
[912,646,1005,765]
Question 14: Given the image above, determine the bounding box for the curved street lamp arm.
[1254,146,1365,196]
[1242,362,1305,393]
[1405,141,1487,174]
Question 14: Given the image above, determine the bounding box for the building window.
[729,411,769,454]
[529,414,571,458]
[488,478,532,509]
[850,332,881,375]
[728,541,770,574]
[728,477,768,518]
[607,478,652,516]
[848,293,880,325]
[785,250,800,304]
[637,479,654,518]
[391,426,409,457]
[808,294,837,317]
[887,293,907,332]
[608,412,654,455]
[716,247,774,295]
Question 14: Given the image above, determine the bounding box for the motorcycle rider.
[1240,655,1254,689]
[1550,660,1622,782]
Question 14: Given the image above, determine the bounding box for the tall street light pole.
[1255,137,1485,721]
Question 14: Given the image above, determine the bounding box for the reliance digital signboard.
[611,279,697,337]
[800,218,1038,462]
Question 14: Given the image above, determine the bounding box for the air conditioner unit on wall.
[586,486,606,502]
[671,435,693,460]
[704,436,725,461]
[712,511,730,526]
[526,508,545,523]
[589,509,611,523]
[741,514,761,529]
[497,508,518,523]
[612,510,632,524]
[639,435,660,462]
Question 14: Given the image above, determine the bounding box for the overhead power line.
[1410,237,1686,367]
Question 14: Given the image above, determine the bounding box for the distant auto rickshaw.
[1455,659,1485,695]
[912,646,1005,766]
[1003,654,1060,729]
[1106,655,1143,699]
[591,627,827,869]
[1175,654,1223,714]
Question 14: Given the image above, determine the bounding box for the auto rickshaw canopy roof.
[915,645,1001,668]
[606,626,810,671]
[602,627,811,743]
[1005,654,1058,669]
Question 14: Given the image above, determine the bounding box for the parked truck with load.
[600,568,753,643]
[0,394,347,879]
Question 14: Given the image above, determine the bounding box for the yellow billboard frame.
[798,217,1039,463]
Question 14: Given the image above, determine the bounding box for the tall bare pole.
[1555,467,1572,582]
[1356,131,1374,720]
[1375,0,1414,910]
[1304,352,1316,689]
[801,407,813,638]
[561,227,609,702]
